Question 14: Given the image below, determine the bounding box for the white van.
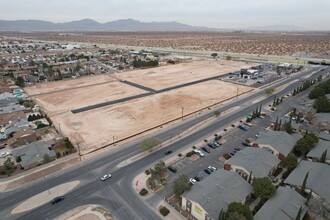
[194,149,205,157]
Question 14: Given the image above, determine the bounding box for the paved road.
[0,67,328,220]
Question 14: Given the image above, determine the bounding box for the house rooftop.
[182,170,252,219]
[284,160,330,203]
[254,187,307,220]
[12,140,56,169]
[0,92,15,100]
[255,131,300,157]
[0,104,25,115]
[319,130,330,141]
[225,147,280,178]
[307,140,329,160]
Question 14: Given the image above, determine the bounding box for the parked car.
[229,152,235,156]
[204,168,213,175]
[238,125,248,131]
[234,148,241,151]
[0,152,10,158]
[242,142,250,146]
[100,174,112,181]
[50,196,65,205]
[212,141,221,147]
[194,149,205,157]
[244,122,252,127]
[167,166,177,173]
[208,166,217,172]
[201,146,211,153]
[194,175,203,182]
[207,143,217,149]
[189,178,197,185]
[164,150,172,155]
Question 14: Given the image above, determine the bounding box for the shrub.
[145,169,151,175]
[186,151,194,157]
[177,153,182,157]
[273,167,283,177]
[192,146,197,149]
[224,129,227,131]
[231,124,235,127]
[223,153,231,160]
[139,188,148,196]
[56,152,61,158]
[159,206,170,216]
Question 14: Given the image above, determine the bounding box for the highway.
[0,66,328,220]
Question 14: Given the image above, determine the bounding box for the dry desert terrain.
[25,59,255,154]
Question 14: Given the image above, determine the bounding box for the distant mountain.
[0,18,214,32]
[245,25,304,31]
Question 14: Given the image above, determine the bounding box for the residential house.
[0,92,15,100]
[254,131,300,160]
[5,128,37,148]
[3,118,31,138]
[0,104,26,115]
[12,140,56,170]
[307,140,329,164]
[0,97,18,108]
[284,160,330,203]
[224,147,280,182]
[181,170,253,220]
[254,187,307,220]
[319,131,330,141]
[0,111,26,127]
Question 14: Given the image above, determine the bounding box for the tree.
[320,150,327,163]
[294,138,312,156]
[43,154,51,163]
[308,87,325,99]
[218,209,225,220]
[3,157,15,176]
[281,153,298,170]
[313,96,330,113]
[64,137,74,151]
[225,202,253,220]
[301,172,309,194]
[282,121,293,134]
[306,190,313,205]
[248,171,252,184]
[214,110,221,117]
[140,137,161,152]
[253,177,276,201]
[15,76,25,87]
[226,55,232,60]
[305,112,316,124]
[173,175,191,197]
[227,212,247,220]
[265,87,275,95]
[295,206,302,220]
[211,53,218,58]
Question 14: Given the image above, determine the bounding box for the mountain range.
[0,18,213,32]
[0,18,304,32]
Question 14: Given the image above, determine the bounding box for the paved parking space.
[157,116,272,198]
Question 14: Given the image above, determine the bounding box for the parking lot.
[157,115,272,198]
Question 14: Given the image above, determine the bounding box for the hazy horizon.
[1,0,330,30]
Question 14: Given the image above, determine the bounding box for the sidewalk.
[0,154,79,191]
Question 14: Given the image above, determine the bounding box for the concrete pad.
[11,180,80,214]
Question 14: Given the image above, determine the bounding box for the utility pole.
[236,84,239,99]
[77,143,81,161]
[181,107,184,120]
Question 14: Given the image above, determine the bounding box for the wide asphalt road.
[0,67,327,220]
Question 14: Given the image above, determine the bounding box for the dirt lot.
[51,80,251,153]
[27,60,254,154]
[30,81,146,114]
[25,74,115,96]
[115,59,258,90]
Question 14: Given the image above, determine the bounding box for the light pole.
[181,107,184,120]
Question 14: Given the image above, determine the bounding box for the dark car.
[164,150,172,155]
[234,148,241,151]
[50,196,64,205]
[242,142,250,146]
[194,175,203,182]
[204,168,213,175]
[201,146,211,153]
[207,143,217,149]
[167,166,177,173]
[238,125,248,131]
[229,152,235,156]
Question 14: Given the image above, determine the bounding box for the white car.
[0,152,10,158]
[193,149,205,157]
[100,174,112,181]
[189,178,197,185]
[208,166,217,172]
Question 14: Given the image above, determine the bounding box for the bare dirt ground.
[25,74,115,96]
[29,81,146,114]
[115,59,258,90]
[51,80,251,153]
[13,32,330,57]
[26,60,254,154]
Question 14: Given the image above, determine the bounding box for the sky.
[0,0,329,30]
